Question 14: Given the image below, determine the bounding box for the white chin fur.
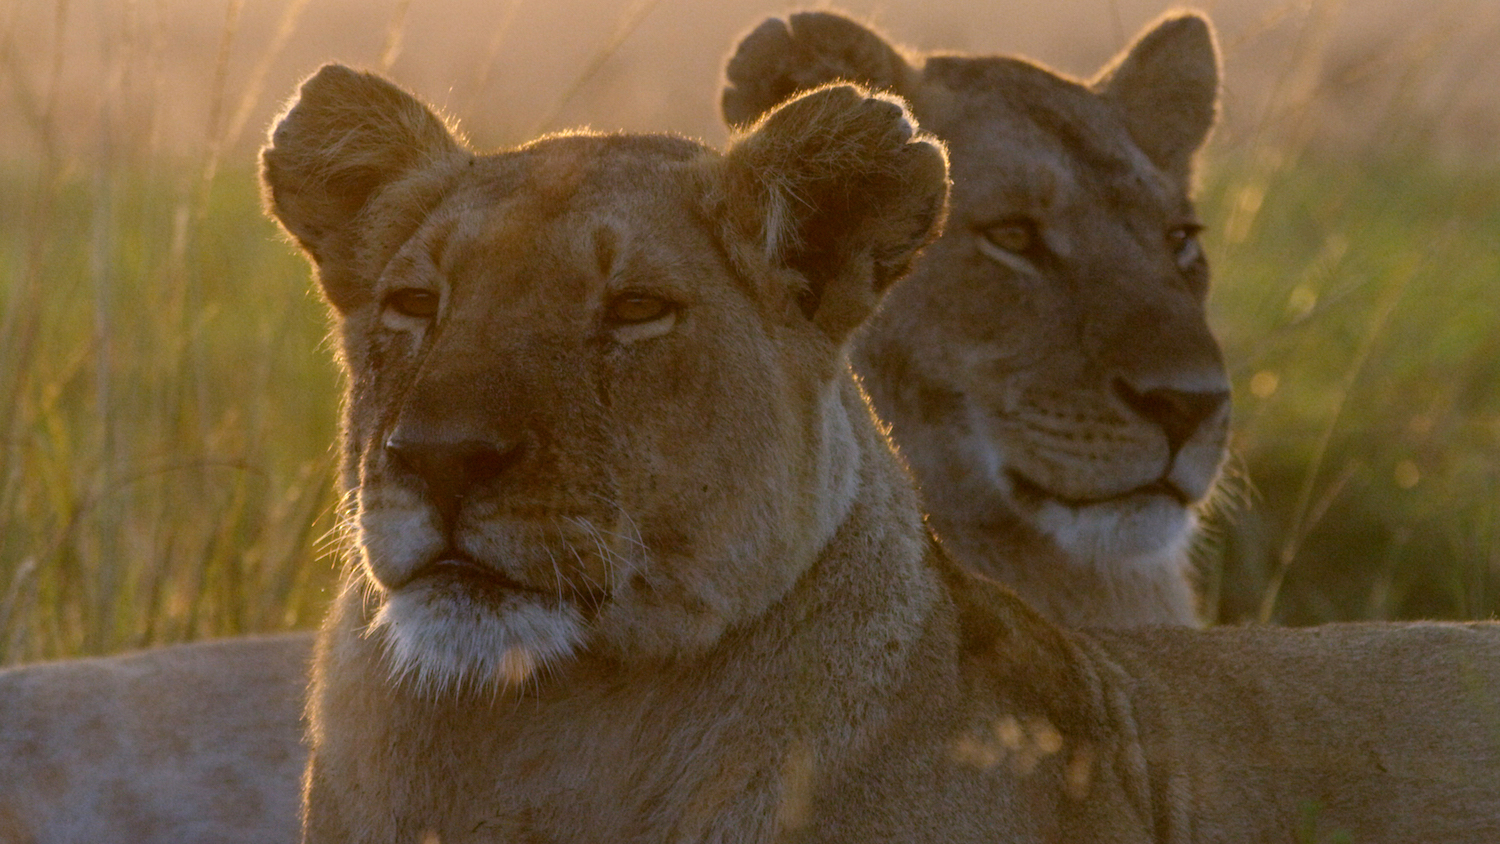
[1031,494,1194,569]
[962,422,1196,569]
[371,586,586,697]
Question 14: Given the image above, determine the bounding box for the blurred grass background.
[2,0,1498,663]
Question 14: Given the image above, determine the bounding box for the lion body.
[266,65,1500,844]
[0,634,310,843]
[1083,621,1500,842]
[723,13,1231,627]
[949,573,1500,844]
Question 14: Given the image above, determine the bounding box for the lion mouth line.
[1006,469,1190,509]
[406,555,610,615]
[411,557,549,595]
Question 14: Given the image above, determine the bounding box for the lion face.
[863,58,1228,566]
[724,14,1228,574]
[345,154,789,689]
[264,67,947,692]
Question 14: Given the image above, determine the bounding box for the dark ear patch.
[261,64,466,276]
[715,84,948,343]
[1093,13,1219,182]
[722,12,914,129]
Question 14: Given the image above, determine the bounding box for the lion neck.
[927,507,1199,629]
[304,377,962,842]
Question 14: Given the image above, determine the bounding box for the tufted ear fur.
[1093,13,1219,183]
[261,64,467,310]
[722,12,915,130]
[710,84,948,343]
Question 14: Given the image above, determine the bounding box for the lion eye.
[384,288,440,320]
[979,218,1040,256]
[1168,224,1204,270]
[603,293,679,344]
[606,294,672,325]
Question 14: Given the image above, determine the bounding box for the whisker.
[576,494,650,594]
[542,527,567,607]
[565,516,613,594]
[562,539,601,596]
[587,493,650,553]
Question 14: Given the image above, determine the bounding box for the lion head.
[263,65,946,695]
[723,13,1230,626]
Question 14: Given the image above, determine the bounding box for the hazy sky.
[5,0,1498,165]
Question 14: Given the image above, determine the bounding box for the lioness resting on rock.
[266,66,1500,843]
[723,12,1230,628]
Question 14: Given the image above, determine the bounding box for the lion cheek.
[586,516,806,659]
[356,499,447,590]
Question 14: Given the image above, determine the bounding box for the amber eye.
[606,293,672,325]
[981,218,1040,255]
[384,288,440,319]
[1168,224,1204,269]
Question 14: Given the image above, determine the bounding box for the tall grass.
[0,0,343,662]
[1,0,1497,663]
[0,166,340,663]
[1194,0,1500,624]
[1201,153,1500,624]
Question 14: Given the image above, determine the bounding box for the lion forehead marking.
[940,98,1179,237]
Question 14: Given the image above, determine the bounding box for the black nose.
[1113,379,1229,454]
[385,433,523,525]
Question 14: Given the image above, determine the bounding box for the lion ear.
[261,64,466,299]
[1093,12,1219,183]
[722,12,916,130]
[712,84,949,343]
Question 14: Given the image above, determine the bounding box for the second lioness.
[724,12,1229,627]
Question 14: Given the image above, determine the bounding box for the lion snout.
[1110,378,1229,458]
[384,431,526,527]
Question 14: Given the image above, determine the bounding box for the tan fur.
[723,12,1230,627]
[261,66,1500,844]
[0,634,310,843]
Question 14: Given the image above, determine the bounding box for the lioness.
[722,12,1230,627]
[269,66,1500,843]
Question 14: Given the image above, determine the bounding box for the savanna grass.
[0,165,340,663]
[1202,151,1500,625]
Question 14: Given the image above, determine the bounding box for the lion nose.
[1112,379,1229,454]
[385,433,524,525]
